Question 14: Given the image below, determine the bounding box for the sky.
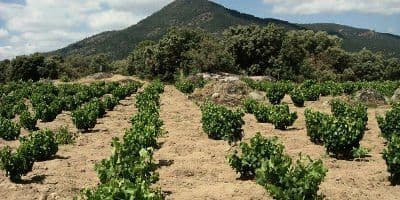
[0,0,399,60]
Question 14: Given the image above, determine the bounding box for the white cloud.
[263,0,400,15]
[0,29,9,39]
[0,0,173,60]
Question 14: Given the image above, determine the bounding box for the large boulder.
[190,79,250,106]
[391,88,400,103]
[353,88,386,105]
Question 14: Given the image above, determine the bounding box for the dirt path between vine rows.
[0,93,138,200]
[154,86,269,200]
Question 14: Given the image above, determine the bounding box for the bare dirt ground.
[154,85,269,200]
[0,93,138,200]
[1,80,400,200]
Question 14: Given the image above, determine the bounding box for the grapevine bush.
[331,99,368,129]
[269,104,297,130]
[254,104,272,123]
[0,145,34,182]
[377,104,400,140]
[103,96,119,111]
[383,135,400,185]
[304,109,329,144]
[228,133,284,178]
[201,101,245,144]
[19,111,38,131]
[256,154,327,200]
[72,103,98,132]
[242,98,259,114]
[20,129,58,161]
[267,83,286,105]
[0,117,21,141]
[322,117,365,158]
[289,88,305,107]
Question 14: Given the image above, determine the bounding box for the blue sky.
[0,0,399,60]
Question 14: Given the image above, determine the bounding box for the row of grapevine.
[305,99,369,158]
[82,80,165,199]
[244,99,297,130]
[243,78,400,100]
[199,97,326,199]
[378,103,400,184]
[0,129,58,182]
[228,133,327,199]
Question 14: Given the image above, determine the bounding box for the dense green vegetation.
[201,101,245,144]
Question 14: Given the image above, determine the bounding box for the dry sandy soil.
[0,80,399,200]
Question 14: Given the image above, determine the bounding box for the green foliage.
[13,101,27,115]
[20,129,58,161]
[289,88,305,107]
[201,101,244,144]
[304,109,330,144]
[254,104,272,123]
[383,135,400,185]
[331,99,368,129]
[175,79,195,94]
[19,111,38,131]
[322,117,365,158]
[269,104,298,130]
[377,104,400,140]
[302,85,320,101]
[242,98,259,114]
[82,178,162,200]
[351,146,371,159]
[0,145,34,182]
[55,126,75,145]
[34,102,60,122]
[267,83,286,105]
[0,117,21,141]
[228,133,284,178]
[256,154,327,200]
[72,103,98,132]
[103,96,119,111]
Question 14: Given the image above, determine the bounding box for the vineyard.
[0,75,400,199]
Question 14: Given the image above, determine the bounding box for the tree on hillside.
[223,24,284,75]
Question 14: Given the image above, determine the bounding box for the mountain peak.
[49,0,400,60]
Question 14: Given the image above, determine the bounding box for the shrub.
[253,104,272,123]
[322,117,365,158]
[13,101,27,115]
[377,104,400,140]
[82,178,162,200]
[256,154,327,200]
[175,79,195,94]
[303,85,320,101]
[0,117,21,141]
[20,129,58,161]
[267,83,286,105]
[304,109,330,144]
[331,99,368,129]
[72,104,98,132]
[242,98,259,114]
[95,139,158,185]
[103,96,119,111]
[55,126,75,145]
[201,101,244,144]
[34,102,59,122]
[289,88,305,107]
[228,133,284,178]
[112,86,130,100]
[269,104,297,130]
[383,135,400,185]
[19,111,38,131]
[90,98,106,118]
[0,145,34,182]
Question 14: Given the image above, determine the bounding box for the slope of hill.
[49,0,400,60]
[301,23,400,58]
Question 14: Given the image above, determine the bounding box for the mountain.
[49,0,400,60]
